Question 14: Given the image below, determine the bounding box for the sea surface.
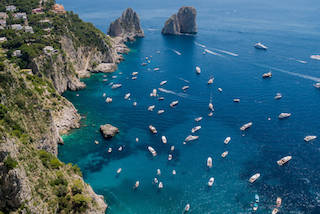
[57,0,320,213]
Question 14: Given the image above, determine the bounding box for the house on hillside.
[24,26,34,33]
[0,20,6,27]
[0,12,8,20]
[11,24,23,31]
[0,37,7,43]
[52,4,66,14]
[13,13,27,20]
[6,5,17,12]
[13,50,22,57]
[32,7,43,14]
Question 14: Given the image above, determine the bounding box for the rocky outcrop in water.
[100,124,119,138]
[108,8,144,41]
[162,6,197,35]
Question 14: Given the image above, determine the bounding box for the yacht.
[221,151,228,158]
[158,182,163,189]
[233,98,240,103]
[106,97,112,103]
[249,173,261,183]
[196,66,201,74]
[160,80,167,86]
[184,135,199,142]
[208,103,214,111]
[117,168,122,174]
[134,181,140,189]
[182,86,189,91]
[207,157,213,168]
[157,110,165,114]
[314,82,320,88]
[168,154,173,161]
[170,100,179,107]
[224,137,231,144]
[184,204,190,212]
[276,197,282,207]
[161,136,167,144]
[148,146,157,157]
[154,67,160,71]
[208,177,215,187]
[218,88,223,92]
[254,42,268,50]
[148,105,155,111]
[262,72,272,78]
[304,135,317,142]
[195,117,203,122]
[274,93,282,100]
[240,122,253,131]
[277,156,292,166]
[124,93,131,100]
[208,77,214,84]
[111,84,122,89]
[191,126,201,133]
[149,125,157,134]
[278,113,291,119]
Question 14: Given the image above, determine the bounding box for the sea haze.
[58,0,320,213]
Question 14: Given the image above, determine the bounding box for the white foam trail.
[211,47,238,57]
[158,88,188,98]
[296,60,307,64]
[255,63,320,82]
[194,42,206,48]
[171,49,182,55]
[178,77,190,83]
[204,49,222,56]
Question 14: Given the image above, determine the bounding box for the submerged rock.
[108,8,144,41]
[100,124,119,138]
[162,6,197,35]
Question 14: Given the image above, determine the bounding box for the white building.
[0,20,6,27]
[0,12,8,20]
[13,50,22,57]
[0,37,7,43]
[11,24,23,30]
[14,13,27,20]
[6,5,17,12]
[43,46,57,55]
[24,26,34,33]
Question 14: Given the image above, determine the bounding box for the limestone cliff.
[162,6,197,35]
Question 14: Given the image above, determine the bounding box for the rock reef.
[108,8,144,41]
[162,6,197,35]
[100,124,119,138]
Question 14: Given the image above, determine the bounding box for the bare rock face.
[108,8,144,41]
[100,124,119,138]
[162,6,197,35]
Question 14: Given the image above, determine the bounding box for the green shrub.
[71,179,83,195]
[50,172,68,186]
[71,164,82,176]
[4,155,18,170]
[54,184,68,197]
[50,158,63,169]
[0,104,8,120]
[72,194,90,212]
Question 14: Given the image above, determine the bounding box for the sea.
[57,0,320,213]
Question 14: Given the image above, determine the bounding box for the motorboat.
[148,146,157,157]
[278,113,291,119]
[249,173,260,183]
[240,122,253,131]
[224,137,231,144]
[254,42,268,50]
[277,156,292,166]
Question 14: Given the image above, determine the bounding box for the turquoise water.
[58,0,320,213]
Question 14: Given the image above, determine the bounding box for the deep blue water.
[58,0,320,213]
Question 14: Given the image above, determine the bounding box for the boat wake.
[211,47,238,57]
[195,42,238,56]
[204,49,223,56]
[178,77,190,83]
[158,87,188,98]
[255,63,320,82]
[171,49,182,55]
[194,41,206,48]
[288,57,307,64]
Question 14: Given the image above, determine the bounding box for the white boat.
[118,146,123,151]
[172,170,176,175]
[208,112,213,117]
[154,177,158,184]
[314,82,320,88]
[158,182,163,189]
[184,204,190,212]
[94,140,99,144]
[208,103,214,111]
[184,135,199,142]
[207,157,213,168]
[191,126,201,133]
[133,102,137,106]
[208,177,215,187]
[106,97,112,103]
[149,125,157,134]
[111,84,122,89]
[157,110,165,114]
[170,146,175,151]
[249,173,260,183]
[154,67,160,71]
[132,76,137,80]
[254,42,268,50]
[117,168,122,174]
[182,86,189,91]
[310,55,320,61]
[208,77,214,84]
[304,135,317,142]
[157,169,161,175]
[135,138,139,142]
[240,122,253,131]
[148,105,155,111]
[233,98,240,103]
[195,117,203,122]
[160,80,167,86]
[124,93,131,100]
[274,93,282,100]
[278,113,291,119]
[158,97,164,101]
[218,88,223,92]
[141,62,147,66]
[196,66,201,74]
[262,72,272,78]
[148,146,157,157]
[108,148,112,153]
[221,151,228,158]
[272,208,279,214]
[224,137,231,144]
[150,89,157,97]
[170,100,179,107]
[276,197,282,207]
[102,93,106,97]
[277,156,292,166]
[132,72,138,76]
[161,136,167,144]
[168,154,172,161]
[134,181,140,189]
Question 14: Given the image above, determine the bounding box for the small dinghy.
[184,204,190,212]
[149,125,157,134]
[124,93,131,100]
[182,86,189,91]
[276,197,282,207]
[118,146,123,151]
[108,148,112,153]
[240,122,253,131]
[195,66,201,74]
[274,93,282,100]
[218,88,223,92]
[304,135,317,142]
[170,100,179,107]
[158,97,164,101]
[208,177,214,187]
[158,182,163,189]
[254,42,268,50]
[148,146,157,157]
[208,77,214,84]
[191,126,201,133]
[224,137,231,144]
[132,72,138,76]
[161,136,167,144]
[184,135,199,142]
[131,76,137,80]
[157,110,165,114]
[278,113,291,119]
[255,194,260,203]
[170,146,175,151]
[157,169,161,175]
[233,98,240,103]
[117,168,122,174]
[195,117,203,122]
[272,208,279,214]
[208,103,214,111]
[160,80,167,86]
[277,156,292,166]
[150,89,157,97]
[207,157,213,168]
[94,140,99,145]
[208,112,213,117]
[221,151,229,158]
[249,173,260,183]
[148,105,155,111]
[172,170,176,175]
[134,181,140,189]
[262,72,272,78]
[106,97,112,103]
[111,84,122,89]
[168,154,172,161]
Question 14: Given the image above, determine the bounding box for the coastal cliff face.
[162,6,197,35]
[108,8,144,41]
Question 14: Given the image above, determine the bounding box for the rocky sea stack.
[162,6,197,35]
[100,124,119,138]
[108,8,144,41]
